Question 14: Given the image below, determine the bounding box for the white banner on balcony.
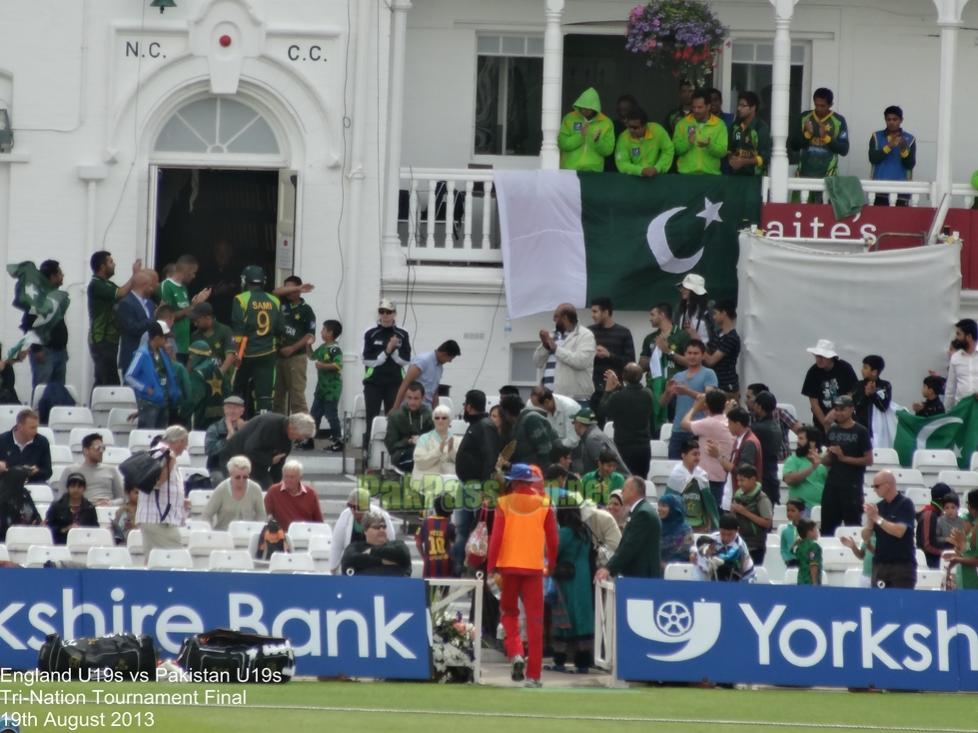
[495,170,588,318]
[738,233,961,427]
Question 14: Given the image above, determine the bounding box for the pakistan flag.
[7,261,70,342]
[494,171,761,318]
[894,399,978,469]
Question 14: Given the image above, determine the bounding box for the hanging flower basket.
[625,0,727,86]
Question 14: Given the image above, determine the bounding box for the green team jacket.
[789,109,849,178]
[231,289,282,358]
[558,88,615,173]
[615,123,674,176]
[728,117,772,176]
[672,114,728,175]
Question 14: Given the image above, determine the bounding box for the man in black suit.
[116,270,157,376]
[595,475,661,580]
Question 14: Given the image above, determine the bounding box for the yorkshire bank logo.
[626,599,722,662]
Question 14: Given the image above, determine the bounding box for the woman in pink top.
[681,391,733,507]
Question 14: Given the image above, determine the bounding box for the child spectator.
[310,319,344,451]
[840,532,875,587]
[912,375,946,417]
[853,355,891,438]
[257,518,290,559]
[945,488,978,590]
[416,494,456,578]
[780,498,806,568]
[729,464,773,565]
[937,493,964,548]
[46,473,99,544]
[666,438,717,532]
[793,518,822,585]
[918,482,954,568]
[691,513,755,581]
[580,450,625,506]
[113,485,140,544]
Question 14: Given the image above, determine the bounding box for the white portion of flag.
[494,170,587,319]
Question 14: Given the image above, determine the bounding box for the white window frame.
[719,37,812,118]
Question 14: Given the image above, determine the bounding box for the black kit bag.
[0,465,40,541]
[118,449,167,494]
[37,633,156,680]
[177,629,295,683]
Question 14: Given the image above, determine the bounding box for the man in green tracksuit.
[672,89,728,175]
[789,87,849,179]
[557,87,615,173]
[727,91,772,176]
[231,266,282,415]
[615,108,674,177]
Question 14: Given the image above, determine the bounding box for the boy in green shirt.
[310,319,344,451]
[580,450,626,506]
[793,518,822,585]
[160,255,210,365]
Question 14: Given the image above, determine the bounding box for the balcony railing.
[397,168,978,266]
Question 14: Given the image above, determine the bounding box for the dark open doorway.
[154,168,279,307]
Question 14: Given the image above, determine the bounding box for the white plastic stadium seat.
[971,452,978,473]
[228,520,266,549]
[912,449,958,474]
[0,545,8,562]
[95,505,117,527]
[367,416,390,470]
[128,429,164,452]
[5,526,54,553]
[107,408,137,438]
[37,426,55,445]
[49,444,74,465]
[48,406,96,443]
[90,386,137,426]
[126,529,145,559]
[26,483,53,504]
[916,569,945,590]
[872,447,900,468]
[903,487,932,511]
[308,534,332,560]
[86,546,134,569]
[439,396,454,415]
[189,430,207,455]
[187,530,234,568]
[449,419,467,437]
[188,489,214,516]
[663,563,697,581]
[936,470,978,493]
[269,552,315,573]
[648,460,677,486]
[69,427,115,452]
[603,421,615,440]
[102,446,131,465]
[208,549,255,571]
[890,468,925,489]
[25,544,72,567]
[146,548,194,570]
[821,546,861,572]
[66,527,114,553]
[834,526,863,544]
[287,521,332,551]
[843,568,865,588]
[350,393,366,449]
[659,423,673,441]
[650,440,669,458]
[764,533,786,584]
[32,383,80,410]
[771,503,787,527]
[0,404,26,433]
[752,566,770,584]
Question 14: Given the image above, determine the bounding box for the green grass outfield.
[0,681,976,733]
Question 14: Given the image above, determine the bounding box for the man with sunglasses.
[362,298,412,446]
[56,432,125,505]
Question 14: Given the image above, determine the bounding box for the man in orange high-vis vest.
[488,463,559,688]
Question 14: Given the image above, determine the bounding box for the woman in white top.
[202,455,266,530]
[411,405,458,487]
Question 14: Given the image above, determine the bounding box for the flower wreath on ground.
[625,0,727,86]
[431,609,477,683]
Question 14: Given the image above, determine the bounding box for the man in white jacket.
[529,386,581,448]
[533,304,596,405]
[328,488,396,574]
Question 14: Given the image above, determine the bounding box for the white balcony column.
[539,0,565,169]
[382,0,412,266]
[933,0,970,204]
[768,0,799,203]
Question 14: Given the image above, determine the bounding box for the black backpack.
[0,465,40,541]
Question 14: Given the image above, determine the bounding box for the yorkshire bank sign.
[616,579,978,691]
[761,203,978,288]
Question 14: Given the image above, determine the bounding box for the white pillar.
[382,0,412,266]
[76,164,108,396]
[933,0,971,204]
[768,0,798,203]
[540,0,565,169]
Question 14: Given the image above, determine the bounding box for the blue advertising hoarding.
[616,579,978,691]
[0,569,431,679]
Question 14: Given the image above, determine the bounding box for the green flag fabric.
[893,399,978,469]
[7,261,70,342]
[495,170,761,317]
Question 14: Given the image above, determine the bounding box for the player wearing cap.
[362,298,412,446]
[190,301,237,375]
[231,266,282,414]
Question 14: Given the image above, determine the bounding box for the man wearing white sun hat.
[801,339,857,435]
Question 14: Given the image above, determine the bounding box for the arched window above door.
[154,97,280,155]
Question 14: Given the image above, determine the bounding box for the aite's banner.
[495,171,761,318]
[616,579,978,691]
[0,569,431,679]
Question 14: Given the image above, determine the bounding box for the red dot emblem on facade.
[219,34,232,48]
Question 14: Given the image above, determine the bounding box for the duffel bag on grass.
[177,629,295,683]
[37,633,156,680]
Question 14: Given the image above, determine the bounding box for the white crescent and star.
[916,416,963,451]
[646,197,723,274]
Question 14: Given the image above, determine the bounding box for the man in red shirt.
[263,458,324,532]
[488,463,559,688]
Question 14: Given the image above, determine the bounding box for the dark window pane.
[475,56,502,154]
[505,57,542,155]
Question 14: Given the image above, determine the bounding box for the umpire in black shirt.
[862,469,917,589]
